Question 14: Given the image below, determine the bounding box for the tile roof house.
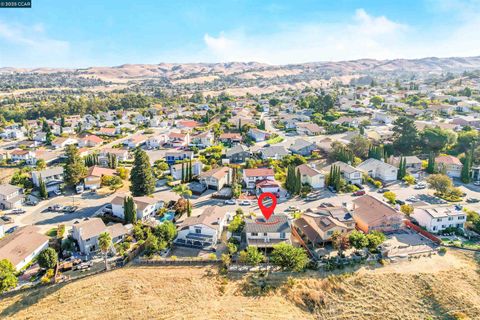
[351,195,404,233]
[198,167,232,190]
[219,133,242,144]
[170,161,204,181]
[111,194,178,221]
[259,146,290,160]
[289,139,317,156]
[435,155,463,178]
[296,122,325,135]
[411,206,467,233]
[248,128,270,142]
[0,225,49,271]
[296,164,325,189]
[243,168,275,189]
[293,212,349,245]
[244,214,291,248]
[31,166,64,192]
[84,166,117,190]
[225,144,251,163]
[78,135,104,148]
[167,132,190,147]
[190,131,214,148]
[52,137,78,149]
[175,206,227,249]
[321,161,363,185]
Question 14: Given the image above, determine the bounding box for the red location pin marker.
[257,192,277,220]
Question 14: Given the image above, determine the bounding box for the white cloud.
[200,7,480,64]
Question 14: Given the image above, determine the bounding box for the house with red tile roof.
[435,155,463,178]
[243,168,275,189]
[84,166,117,190]
[78,135,104,148]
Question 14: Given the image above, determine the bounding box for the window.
[433,226,437,231]
[251,232,258,236]
[263,233,268,236]
[195,227,201,234]
[437,218,442,222]
[280,232,286,239]
[441,225,446,228]
[458,216,465,220]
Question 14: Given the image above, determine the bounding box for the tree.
[123,196,137,224]
[348,230,368,251]
[144,232,160,256]
[36,159,47,171]
[426,152,436,174]
[172,183,192,199]
[403,175,415,185]
[0,259,17,293]
[400,204,414,216]
[154,221,177,244]
[130,148,155,196]
[285,165,296,194]
[397,157,407,180]
[383,191,396,204]
[98,232,112,270]
[370,95,384,107]
[39,177,48,200]
[348,135,370,159]
[420,127,456,154]
[228,214,245,233]
[392,117,419,154]
[427,174,453,195]
[64,145,87,187]
[295,168,302,195]
[238,246,265,265]
[270,243,309,272]
[38,247,58,269]
[366,231,386,251]
[331,230,350,256]
[461,148,473,183]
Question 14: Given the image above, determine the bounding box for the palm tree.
[98,232,112,270]
[172,183,192,199]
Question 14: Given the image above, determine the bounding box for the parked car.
[305,194,320,201]
[396,199,406,205]
[25,200,38,206]
[466,198,479,203]
[239,200,251,206]
[354,183,364,190]
[11,209,26,214]
[63,206,78,213]
[352,190,366,196]
[1,215,13,223]
[76,184,84,194]
[286,205,300,212]
[327,186,337,193]
[474,181,480,186]
[377,188,390,193]
[6,226,18,234]
[454,204,463,211]
[48,204,64,212]
[414,183,426,189]
[53,190,62,196]
[224,199,236,205]
[406,196,418,202]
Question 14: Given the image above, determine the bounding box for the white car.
[406,196,418,202]
[239,200,251,206]
[414,183,426,189]
[286,205,300,212]
[224,199,236,205]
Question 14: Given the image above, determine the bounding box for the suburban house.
[0,184,23,209]
[31,166,64,193]
[123,135,147,149]
[259,146,290,160]
[351,195,404,233]
[357,158,398,182]
[243,168,275,189]
[225,144,251,163]
[78,135,104,148]
[435,155,463,178]
[84,166,117,190]
[190,131,214,148]
[97,127,119,137]
[219,133,242,144]
[10,149,36,164]
[321,161,363,185]
[72,218,131,254]
[52,137,78,149]
[248,128,270,142]
[244,214,291,248]
[332,116,361,128]
[289,139,317,156]
[198,167,232,190]
[146,134,168,149]
[111,195,170,221]
[175,206,226,249]
[167,132,190,147]
[0,226,49,271]
[170,161,203,180]
[306,206,356,230]
[255,179,281,196]
[411,206,467,233]
[296,164,325,189]
[390,155,423,171]
[296,122,324,135]
[0,128,24,140]
[293,212,349,245]
[373,111,394,124]
[176,120,200,131]
[165,150,194,165]
[98,148,129,167]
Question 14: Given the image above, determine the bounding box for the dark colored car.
[396,199,406,205]
[466,198,479,203]
[377,188,390,193]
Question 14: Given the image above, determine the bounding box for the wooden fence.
[405,220,441,244]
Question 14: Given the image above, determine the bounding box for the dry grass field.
[0,251,478,320]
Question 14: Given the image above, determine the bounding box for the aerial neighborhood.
[0,63,479,302]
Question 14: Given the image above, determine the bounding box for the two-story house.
[435,155,463,178]
[321,161,363,185]
[357,158,398,182]
[0,184,23,209]
[412,206,466,233]
[244,214,291,249]
[31,166,64,193]
[198,167,232,190]
[165,150,194,165]
[243,168,275,189]
[296,164,325,189]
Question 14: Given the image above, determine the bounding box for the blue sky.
[0,0,479,67]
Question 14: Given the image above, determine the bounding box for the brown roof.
[297,164,323,177]
[106,223,129,239]
[219,133,242,140]
[199,167,230,180]
[81,135,103,143]
[11,149,30,156]
[0,226,49,268]
[435,155,462,166]
[180,206,225,229]
[87,166,117,177]
[244,168,275,177]
[352,195,403,225]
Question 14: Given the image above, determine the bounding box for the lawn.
[266,136,284,144]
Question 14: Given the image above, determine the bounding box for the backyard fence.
[136,257,221,266]
[405,220,441,244]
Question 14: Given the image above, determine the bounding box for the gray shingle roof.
[245,214,290,233]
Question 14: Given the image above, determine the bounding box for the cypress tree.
[124,196,137,223]
[461,149,472,183]
[64,145,87,187]
[427,152,435,174]
[188,159,193,181]
[181,161,185,183]
[39,177,48,200]
[295,169,302,195]
[130,148,155,196]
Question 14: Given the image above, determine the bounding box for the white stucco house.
[411,206,466,233]
[357,158,398,182]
